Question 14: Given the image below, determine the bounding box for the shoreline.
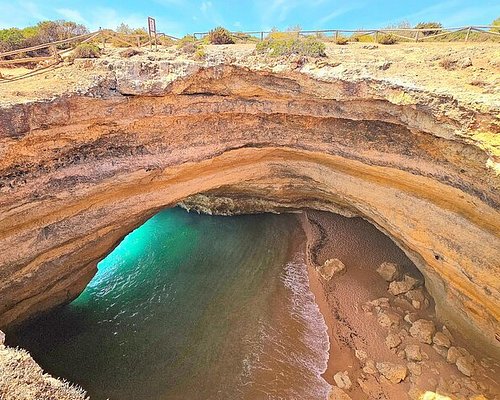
[297,212,355,387]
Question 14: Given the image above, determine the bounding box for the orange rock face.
[0,60,498,356]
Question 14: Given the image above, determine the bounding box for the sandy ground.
[300,210,500,400]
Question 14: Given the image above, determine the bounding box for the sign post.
[148,17,157,50]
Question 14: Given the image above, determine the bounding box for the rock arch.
[0,65,498,354]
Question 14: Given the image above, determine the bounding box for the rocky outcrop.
[0,50,498,358]
[0,330,87,400]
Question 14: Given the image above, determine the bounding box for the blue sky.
[1,0,499,37]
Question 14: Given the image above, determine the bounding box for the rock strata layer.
[0,51,499,356]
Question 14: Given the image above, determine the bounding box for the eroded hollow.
[8,206,427,399]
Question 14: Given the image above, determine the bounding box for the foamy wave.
[238,253,331,399]
[282,255,331,392]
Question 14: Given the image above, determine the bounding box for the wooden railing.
[0,29,179,67]
[193,25,500,42]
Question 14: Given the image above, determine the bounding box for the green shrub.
[176,35,206,58]
[415,22,443,36]
[0,28,24,52]
[335,36,349,45]
[351,33,375,42]
[70,43,100,59]
[378,33,397,44]
[492,17,500,33]
[256,34,326,57]
[207,27,234,44]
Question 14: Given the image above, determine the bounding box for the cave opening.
[8,206,427,400]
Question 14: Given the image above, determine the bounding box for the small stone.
[432,344,448,358]
[456,356,474,377]
[385,333,402,349]
[411,300,421,309]
[405,344,422,361]
[376,262,401,281]
[318,258,346,280]
[447,346,461,363]
[377,309,401,328]
[368,297,390,308]
[406,288,425,302]
[333,371,352,390]
[409,319,436,344]
[407,362,422,376]
[328,386,352,400]
[376,362,408,384]
[457,57,473,69]
[363,359,377,374]
[355,349,367,361]
[388,275,420,296]
[433,332,451,348]
[404,312,419,324]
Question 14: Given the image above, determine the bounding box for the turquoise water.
[12,208,330,400]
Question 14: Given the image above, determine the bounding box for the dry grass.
[0,345,88,400]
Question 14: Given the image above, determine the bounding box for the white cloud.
[200,1,213,13]
[318,4,362,26]
[56,8,88,25]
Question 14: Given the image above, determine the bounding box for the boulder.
[385,333,402,349]
[407,362,422,376]
[456,356,474,377]
[409,319,436,344]
[433,332,451,348]
[377,309,401,328]
[376,262,401,281]
[328,386,352,400]
[432,344,448,358]
[405,344,422,361]
[404,312,419,324]
[376,362,407,384]
[362,359,377,374]
[388,275,420,296]
[446,346,461,363]
[333,371,352,390]
[318,258,346,280]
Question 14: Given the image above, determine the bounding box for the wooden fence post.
[465,27,472,42]
[334,30,339,42]
[375,30,379,43]
[260,31,264,41]
[415,31,419,42]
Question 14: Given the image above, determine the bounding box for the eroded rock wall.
[0,63,498,355]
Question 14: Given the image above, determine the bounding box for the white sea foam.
[238,253,331,399]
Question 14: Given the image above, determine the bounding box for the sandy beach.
[299,210,500,400]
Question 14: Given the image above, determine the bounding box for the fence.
[0,29,178,68]
[193,25,500,42]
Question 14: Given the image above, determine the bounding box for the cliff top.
[0,42,499,111]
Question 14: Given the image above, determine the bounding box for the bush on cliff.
[256,34,326,57]
[207,27,234,44]
[378,33,398,44]
[69,43,100,60]
[415,22,443,36]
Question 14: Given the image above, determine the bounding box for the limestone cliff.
[0,43,498,357]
